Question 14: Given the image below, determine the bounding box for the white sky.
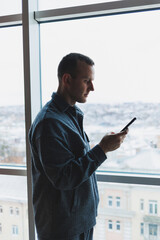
[40,10,160,104]
[0,3,160,106]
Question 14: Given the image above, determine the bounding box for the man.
[29,53,128,240]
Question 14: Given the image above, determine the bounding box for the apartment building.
[0,175,28,240]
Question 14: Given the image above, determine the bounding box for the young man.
[29,53,128,240]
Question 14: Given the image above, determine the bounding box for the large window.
[40,9,160,239]
[1,1,160,240]
[40,10,160,175]
[0,27,26,167]
[0,1,28,238]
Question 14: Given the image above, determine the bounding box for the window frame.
[116,197,121,208]
[15,207,20,216]
[35,0,160,23]
[116,221,121,231]
[0,206,3,214]
[108,196,113,207]
[12,225,19,235]
[9,207,14,215]
[149,200,158,215]
[108,220,113,231]
[1,0,160,239]
[140,199,144,211]
[149,224,158,236]
[140,222,144,235]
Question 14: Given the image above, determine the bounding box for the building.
[94,148,160,240]
[0,175,28,240]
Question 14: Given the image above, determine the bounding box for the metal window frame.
[34,0,160,23]
[22,0,42,238]
[0,1,160,239]
[0,0,160,28]
[0,14,22,28]
[97,172,160,185]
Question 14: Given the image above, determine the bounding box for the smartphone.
[120,117,137,132]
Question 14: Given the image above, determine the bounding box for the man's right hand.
[98,129,128,154]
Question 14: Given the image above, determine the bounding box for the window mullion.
[22,0,41,239]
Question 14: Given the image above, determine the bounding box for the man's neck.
[56,88,75,106]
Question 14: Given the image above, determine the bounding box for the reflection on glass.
[94,182,160,240]
[0,0,21,16]
[0,175,28,239]
[0,27,25,167]
[38,0,119,11]
[40,11,160,175]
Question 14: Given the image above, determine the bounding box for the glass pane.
[0,175,29,239]
[40,10,160,176]
[0,27,26,167]
[38,0,120,11]
[94,182,160,240]
[0,0,21,16]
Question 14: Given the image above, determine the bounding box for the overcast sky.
[40,10,160,104]
[0,3,160,106]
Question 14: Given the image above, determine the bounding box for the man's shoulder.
[36,99,63,121]
[29,100,64,139]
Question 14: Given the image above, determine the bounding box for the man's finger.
[118,128,129,135]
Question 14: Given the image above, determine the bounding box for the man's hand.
[98,129,128,154]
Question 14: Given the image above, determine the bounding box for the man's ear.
[61,73,72,86]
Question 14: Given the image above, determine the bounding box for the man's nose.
[90,82,94,91]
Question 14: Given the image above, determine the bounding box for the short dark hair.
[57,53,94,81]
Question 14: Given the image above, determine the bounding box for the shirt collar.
[51,92,70,112]
[51,92,84,116]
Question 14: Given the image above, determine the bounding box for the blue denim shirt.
[29,93,106,239]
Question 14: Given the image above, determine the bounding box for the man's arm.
[36,134,106,190]
[35,119,128,191]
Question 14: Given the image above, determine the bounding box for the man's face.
[68,60,95,105]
